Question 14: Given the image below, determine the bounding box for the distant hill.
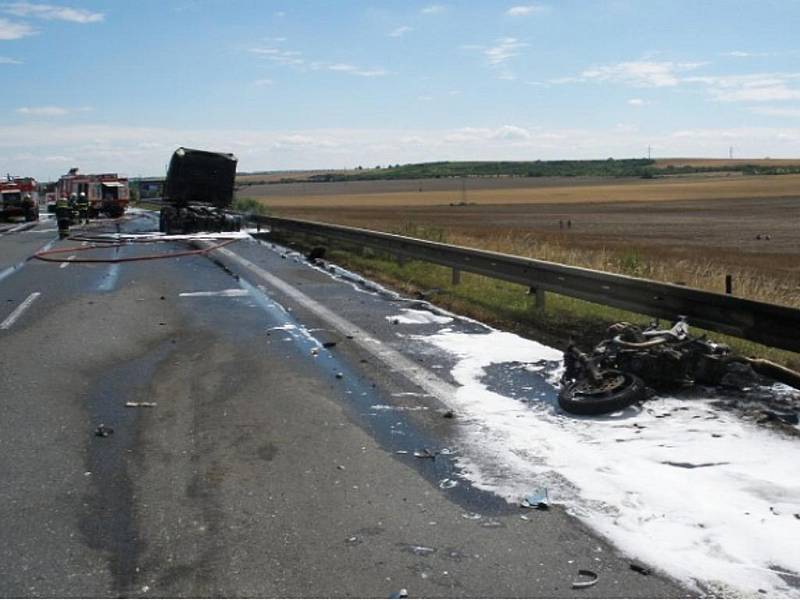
[235,158,800,187]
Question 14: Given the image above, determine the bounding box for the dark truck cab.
[159,147,242,234]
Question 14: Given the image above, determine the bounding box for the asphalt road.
[0,212,691,598]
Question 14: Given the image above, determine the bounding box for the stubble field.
[239,170,800,364]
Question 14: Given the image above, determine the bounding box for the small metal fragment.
[125,402,157,408]
[571,569,599,589]
[94,424,114,437]
[413,448,436,459]
[520,489,549,510]
[389,589,408,599]
[630,562,651,575]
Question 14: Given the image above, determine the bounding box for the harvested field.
[241,173,800,308]
[242,173,800,207]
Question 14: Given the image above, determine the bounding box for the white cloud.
[484,37,527,65]
[250,45,385,77]
[3,122,800,180]
[0,56,22,63]
[627,98,645,106]
[720,50,774,58]
[421,4,445,14]
[506,4,546,16]
[3,2,104,23]
[580,61,706,87]
[16,105,90,116]
[249,46,305,67]
[749,106,800,118]
[389,25,412,37]
[17,105,68,116]
[327,63,386,77]
[686,73,800,102]
[0,16,34,38]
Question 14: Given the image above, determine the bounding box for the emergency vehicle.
[56,168,129,218]
[0,176,39,221]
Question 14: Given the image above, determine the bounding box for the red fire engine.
[56,168,129,218]
[0,176,39,221]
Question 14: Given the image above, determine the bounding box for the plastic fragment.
[442,409,455,419]
[389,589,408,599]
[630,562,651,575]
[413,448,436,459]
[520,489,549,510]
[571,569,599,589]
[323,341,337,348]
[125,402,156,408]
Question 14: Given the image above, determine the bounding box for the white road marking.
[179,289,250,297]
[59,255,77,269]
[215,246,457,401]
[0,292,41,330]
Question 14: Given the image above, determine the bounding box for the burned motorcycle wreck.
[559,317,800,416]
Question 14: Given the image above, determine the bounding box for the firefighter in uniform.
[55,196,71,239]
[77,192,89,224]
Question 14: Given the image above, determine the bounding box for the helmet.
[79,192,86,198]
[23,193,31,200]
[70,192,77,199]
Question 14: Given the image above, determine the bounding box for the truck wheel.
[558,370,645,416]
[24,209,37,222]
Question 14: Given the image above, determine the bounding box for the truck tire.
[558,370,645,416]
[24,209,38,222]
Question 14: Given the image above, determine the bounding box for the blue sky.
[1,0,799,178]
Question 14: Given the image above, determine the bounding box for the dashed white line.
[179,289,250,297]
[0,292,41,330]
[59,255,77,269]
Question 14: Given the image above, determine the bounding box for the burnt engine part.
[559,318,800,416]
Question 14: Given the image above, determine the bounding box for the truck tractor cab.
[159,147,242,234]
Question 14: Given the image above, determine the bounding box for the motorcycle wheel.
[558,370,645,416]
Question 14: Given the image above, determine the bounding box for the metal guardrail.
[247,214,800,354]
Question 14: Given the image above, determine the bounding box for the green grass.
[271,230,800,371]
[232,196,271,216]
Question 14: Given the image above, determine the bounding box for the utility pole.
[647,145,652,160]
[729,146,734,160]
[461,176,467,204]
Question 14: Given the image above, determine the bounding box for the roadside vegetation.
[270,224,800,371]
[232,196,270,215]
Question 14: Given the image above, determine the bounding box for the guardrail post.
[397,253,406,267]
[452,268,461,285]
[725,274,733,295]
[529,286,546,309]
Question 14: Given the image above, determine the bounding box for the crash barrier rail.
[245,214,800,354]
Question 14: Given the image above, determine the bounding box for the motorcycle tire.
[558,370,646,416]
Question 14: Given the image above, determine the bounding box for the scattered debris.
[125,402,156,408]
[389,589,408,599]
[441,409,455,419]
[759,410,799,426]
[520,489,550,510]
[94,424,114,437]
[413,448,436,459]
[323,341,337,349]
[630,562,651,575]
[345,536,361,546]
[438,478,457,489]
[307,246,326,261]
[398,544,436,557]
[335,372,344,379]
[461,512,481,520]
[571,569,599,589]
[337,464,346,471]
